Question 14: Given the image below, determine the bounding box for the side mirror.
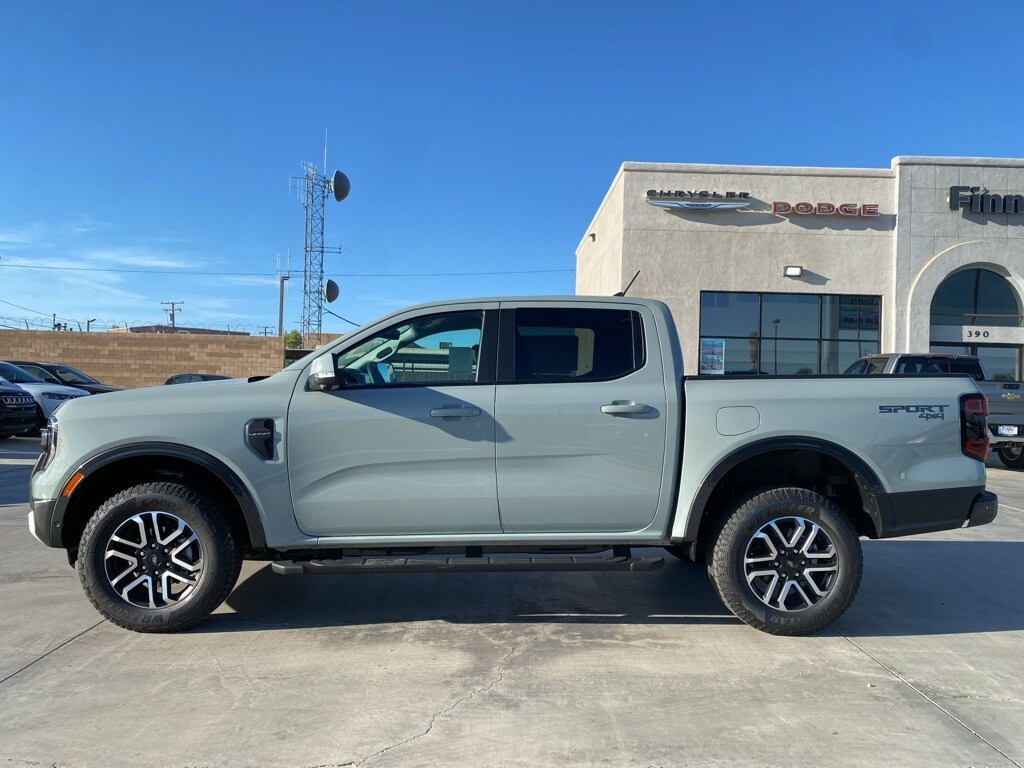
[308,370,340,391]
[307,356,340,391]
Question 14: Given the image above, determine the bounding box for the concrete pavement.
[1,436,1022,768]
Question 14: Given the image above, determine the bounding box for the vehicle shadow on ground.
[200,541,1024,638]
[204,555,740,632]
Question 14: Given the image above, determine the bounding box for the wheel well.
[62,455,256,562]
[690,449,880,563]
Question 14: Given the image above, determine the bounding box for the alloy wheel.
[103,511,204,609]
[743,516,839,611]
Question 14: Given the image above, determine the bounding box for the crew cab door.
[493,302,668,533]
[287,304,501,536]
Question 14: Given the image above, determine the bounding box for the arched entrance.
[930,267,1024,380]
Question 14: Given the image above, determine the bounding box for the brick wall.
[0,330,289,388]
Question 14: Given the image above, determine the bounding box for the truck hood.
[52,373,298,423]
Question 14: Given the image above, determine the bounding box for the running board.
[272,549,664,575]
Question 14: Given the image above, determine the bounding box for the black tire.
[707,486,862,636]
[77,482,242,633]
[996,445,1024,470]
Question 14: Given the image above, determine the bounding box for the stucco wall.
[895,156,1024,351]
[576,168,626,296]
[591,162,895,374]
[576,156,1024,376]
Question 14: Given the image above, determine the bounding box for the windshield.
[17,365,62,384]
[0,361,45,384]
[51,365,98,384]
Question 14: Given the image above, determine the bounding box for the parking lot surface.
[1,436,1022,768]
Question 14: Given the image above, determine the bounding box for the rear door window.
[505,308,644,383]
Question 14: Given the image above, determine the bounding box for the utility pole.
[161,300,184,329]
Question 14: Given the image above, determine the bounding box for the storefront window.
[821,296,880,340]
[931,268,1022,327]
[699,292,759,337]
[700,291,882,375]
[759,339,819,375]
[761,295,820,340]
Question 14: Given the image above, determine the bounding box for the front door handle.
[430,405,482,418]
[601,402,652,415]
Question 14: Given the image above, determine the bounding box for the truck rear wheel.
[996,445,1024,470]
[707,487,862,636]
[76,482,242,632]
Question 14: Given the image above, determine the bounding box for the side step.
[272,548,664,575]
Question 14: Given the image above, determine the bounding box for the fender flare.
[683,436,891,541]
[55,441,268,550]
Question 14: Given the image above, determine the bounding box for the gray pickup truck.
[845,353,1024,468]
[29,297,997,636]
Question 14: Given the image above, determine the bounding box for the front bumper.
[29,497,60,547]
[0,407,37,436]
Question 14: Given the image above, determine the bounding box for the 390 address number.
[966,330,990,338]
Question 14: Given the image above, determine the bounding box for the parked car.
[0,383,37,439]
[843,353,1024,468]
[164,373,232,385]
[29,297,996,636]
[0,361,89,432]
[6,361,121,395]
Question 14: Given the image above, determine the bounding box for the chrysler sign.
[646,189,751,211]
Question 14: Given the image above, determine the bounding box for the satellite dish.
[331,170,350,202]
[323,279,340,303]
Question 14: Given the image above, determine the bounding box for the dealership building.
[576,156,1024,379]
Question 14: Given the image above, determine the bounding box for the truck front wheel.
[996,445,1024,470]
[708,487,862,636]
[76,482,243,632]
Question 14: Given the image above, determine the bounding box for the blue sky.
[1,2,1021,334]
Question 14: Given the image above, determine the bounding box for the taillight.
[960,393,989,461]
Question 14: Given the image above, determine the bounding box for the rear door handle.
[601,402,652,415]
[430,405,482,418]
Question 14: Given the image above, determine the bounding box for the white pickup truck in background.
[31,297,998,636]
[845,352,1024,468]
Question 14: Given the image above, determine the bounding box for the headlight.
[38,418,58,469]
[42,392,76,401]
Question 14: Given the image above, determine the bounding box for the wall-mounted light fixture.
[589,233,597,242]
[784,265,803,278]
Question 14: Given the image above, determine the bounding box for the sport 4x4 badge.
[878,404,950,421]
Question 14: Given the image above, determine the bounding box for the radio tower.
[295,153,350,347]
[300,162,328,345]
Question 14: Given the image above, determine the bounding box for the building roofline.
[619,161,891,178]
[892,155,1024,168]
